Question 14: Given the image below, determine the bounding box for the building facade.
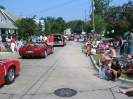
[0,8,23,35]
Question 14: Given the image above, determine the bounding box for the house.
[0,8,23,35]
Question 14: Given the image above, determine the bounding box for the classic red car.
[0,59,20,85]
[19,42,54,58]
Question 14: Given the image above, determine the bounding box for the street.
[0,40,132,99]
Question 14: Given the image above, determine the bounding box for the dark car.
[53,34,67,46]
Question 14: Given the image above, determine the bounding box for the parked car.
[53,34,67,46]
[19,42,54,58]
[0,59,20,85]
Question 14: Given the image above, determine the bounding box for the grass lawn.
[0,49,11,52]
[92,54,133,80]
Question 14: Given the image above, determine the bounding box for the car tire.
[44,51,47,58]
[5,67,15,84]
[51,48,54,54]
[22,56,26,59]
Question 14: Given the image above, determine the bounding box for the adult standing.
[40,35,43,42]
[119,36,124,56]
[77,35,80,42]
[128,33,133,54]
[49,35,55,46]
[10,36,16,53]
[115,37,120,57]
[5,35,9,44]
[0,34,2,42]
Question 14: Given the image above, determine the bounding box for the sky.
[0,0,130,22]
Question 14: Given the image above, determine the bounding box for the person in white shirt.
[96,39,100,47]
[40,35,43,42]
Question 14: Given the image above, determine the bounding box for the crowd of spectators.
[0,34,24,53]
[82,32,133,82]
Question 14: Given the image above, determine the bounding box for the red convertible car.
[0,59,20,85]
[19,42,54,58]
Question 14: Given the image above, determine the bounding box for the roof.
[0,8,21,29]
[0,22,18,29]
[1,9,24,22]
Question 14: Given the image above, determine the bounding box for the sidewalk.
[90,55,133,86]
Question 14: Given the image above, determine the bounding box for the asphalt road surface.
[0,40,132,99]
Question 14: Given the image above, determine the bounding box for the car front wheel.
[51,48,54,54]
[5,67,15,84]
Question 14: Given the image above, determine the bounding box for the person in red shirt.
[10,36,16,53]
[49,35,55,46]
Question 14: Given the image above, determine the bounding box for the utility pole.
[92,0,95,40]
[84,10,86,22]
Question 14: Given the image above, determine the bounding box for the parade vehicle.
[19,42,54,58]
[0,59,20,85]
[53,34,67,46]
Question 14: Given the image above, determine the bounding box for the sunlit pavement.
[0,40,132,99]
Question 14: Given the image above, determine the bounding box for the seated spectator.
[108,59,121,81]
[96,38,100,47]
[99,60,111,79]
[97,43,106,53]
[0,41,6,51]
[100,38,103,44]
[82,44,91,54]
[86,45,92,56]
[119,87,133,94]
[102,45,116,61]
[87,46,96,56]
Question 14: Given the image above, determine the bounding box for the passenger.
[108,59,121,81]
[30,43,34,47]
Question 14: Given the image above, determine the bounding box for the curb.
[90,55,133,85]
[0,52,11,54]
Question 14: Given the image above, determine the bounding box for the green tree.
[94,15,106,33]
[0,5,5,9]
[94,0,113,16]
[45,21,51,35]
[67,20,84,34]
[52,17,67,34]
[104,1,133,36]
[38,21,43,34]
[14,18,39,39]
[83,21,92,33]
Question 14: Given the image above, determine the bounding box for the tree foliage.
[40,16,68,35]
[94,0,112,16]
[0,5,5,9]
[67,20,84,34]
[104,1,133,36]
[14,18,39,39]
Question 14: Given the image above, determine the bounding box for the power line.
[26,0,77,17]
